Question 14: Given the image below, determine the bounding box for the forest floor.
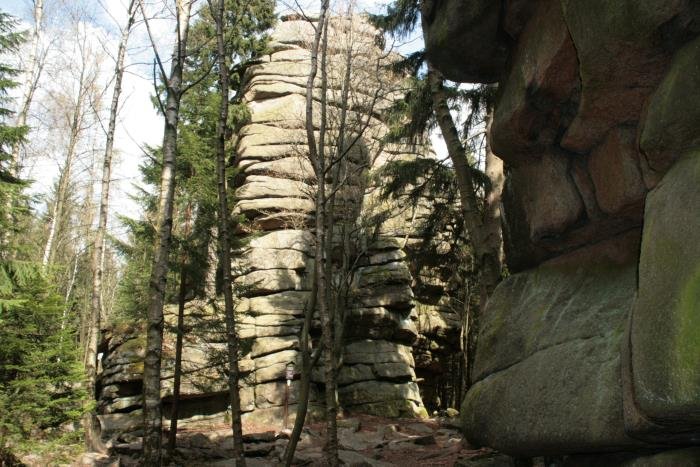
[71,414,504,466]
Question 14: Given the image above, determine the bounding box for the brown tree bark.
[209,0,246,463]
[427,66,504,390]
[204,226,218,298]
[166,202,192,459]
[426,65,502,311]
[315,13,339,467]
[283,3,334,465]
[84,0,137,451]
[141,1,193,464]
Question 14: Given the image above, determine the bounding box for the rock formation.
[96,15,462,440]
[423,0,700,462]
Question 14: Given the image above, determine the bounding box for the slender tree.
[0,11,86,457]
[166,201,192,458]
[41,27,102,269]
[284,9,398,464]
[292,3,339,464]
[1,1,44,251]
[140,0,194,463]
[208,0,246,463]
[84,0,137,451]
[10,0,45,176]
[370,0,504,386]
[0,12,29,255]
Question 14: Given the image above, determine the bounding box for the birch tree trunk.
[1,0,44,250]
[142,1,192,463]
[209,0,246,463]
[11,0,44,175]
[85,1,136,451]
[42,64,88,269]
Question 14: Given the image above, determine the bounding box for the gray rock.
[251,336,298,358]
[455,452,517,467]
[233,269,308,295]
[462,251,643,456]
[338,449,393,467]
[405,423,434,435]
[626,149,700,443]
[337,418,362,432]
[238,291,309,316]
[422,0,507,82]
[344,340,414,366]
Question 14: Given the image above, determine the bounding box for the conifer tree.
[0,10,85,457]
[370,0,504,387]
[0,11,28,247]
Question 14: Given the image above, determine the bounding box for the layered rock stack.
[96,15,469,439]
[423,0,700,463]
[230,15,430,421]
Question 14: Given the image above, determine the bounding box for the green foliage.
[376,157,473,302]
[0,14,86,453]
[0,271,87,448]
[384,75,434,144]
[113,0,276,321]
[371,0,495,154]
[0,10,28,240]
[367,0,420,40]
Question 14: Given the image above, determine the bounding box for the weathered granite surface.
[96,16,463,439]
[424,0,700,458]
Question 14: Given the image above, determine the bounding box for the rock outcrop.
[97,15,462,439]
[423,0,700,460]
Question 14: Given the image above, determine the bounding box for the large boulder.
[421,0,507,82]
[424,0,700,460]
[558,0,700,153]
[491,0,579,160]
[624,149,700,443]
[462,235,642,456]
[640,35,700,174]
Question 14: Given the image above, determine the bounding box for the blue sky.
[0,0,429,238]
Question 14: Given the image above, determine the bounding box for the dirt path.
[74,414,502,466]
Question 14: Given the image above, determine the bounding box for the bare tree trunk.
[482,110,504,285]
[204,226,218,298]
[315,13,339,467]
[282,4,334,465]
[166,203,192,459]
[42,69,86,269]
[427,66,503,391]
[1,0,44,251]
[61,252,80,332]
[208,0,246,463]
[426,65,502,311]
[283,265,318,466]
[85,1,136,451]
[328,5,354,373]
[11,0,44,175]
[141,1,192,464]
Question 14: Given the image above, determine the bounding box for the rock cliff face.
[423,0,700,459]
[96,16,462,439]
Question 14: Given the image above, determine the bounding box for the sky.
[0,0,429,241]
